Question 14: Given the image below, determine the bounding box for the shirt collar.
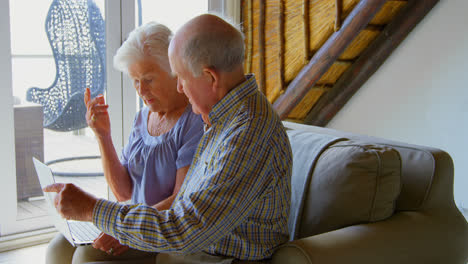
[207,74,257,126]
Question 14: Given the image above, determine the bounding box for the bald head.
[178,14,238,39]
[169,14,245,77]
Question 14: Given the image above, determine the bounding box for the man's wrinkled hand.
[93,232,129,256]
[43,183,98,222]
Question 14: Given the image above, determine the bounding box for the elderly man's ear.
[202,67,219,92]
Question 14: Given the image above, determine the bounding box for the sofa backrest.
[284,122,455,241]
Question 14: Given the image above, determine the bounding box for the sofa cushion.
[287,130,345,240]
[297,140,401,238]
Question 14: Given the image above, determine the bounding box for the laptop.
[32,157,101,246]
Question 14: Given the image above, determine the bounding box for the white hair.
[113,22,173,74]
[182,13,245,77]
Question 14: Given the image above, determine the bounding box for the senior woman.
[45,22,204,264]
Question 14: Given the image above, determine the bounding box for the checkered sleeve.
[92,119,275,254]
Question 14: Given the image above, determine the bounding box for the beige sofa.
[84,122,467,264]
[272,122,468,264]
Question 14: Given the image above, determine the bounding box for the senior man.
[44,14,292,263]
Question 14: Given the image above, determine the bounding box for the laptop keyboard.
[68,221,101,242]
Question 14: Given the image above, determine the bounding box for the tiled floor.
[10,128,108,235]
[0,129,108,262]
[0,243,48,264]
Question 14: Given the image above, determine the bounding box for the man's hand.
[93,232,129,256]
[43,183,98,222]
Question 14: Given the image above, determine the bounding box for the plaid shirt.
[93,74,292,260]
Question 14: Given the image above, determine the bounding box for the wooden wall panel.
[339,28,381,60]
[251,0,261,91]
[265,0,283,102]
[284,0,307,84]
[242,0,252,73]
[242,0,436,125]
[287,88,328,119]
[308,0,360,52]
[317,61,352,84]
[308,0,336,52]
[370,1,407,25]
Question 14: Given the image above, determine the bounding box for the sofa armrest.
[272,210,468,264]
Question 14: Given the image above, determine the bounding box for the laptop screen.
[32,157,76,245]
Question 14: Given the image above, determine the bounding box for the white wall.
[0,0,19,230]
[327,0,468,208]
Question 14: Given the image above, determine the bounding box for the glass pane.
[134,0,208,111]
[9,0,51,55]
[8,0,107,234]
[138,0,208,30]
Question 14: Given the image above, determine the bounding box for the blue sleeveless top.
[120,105,204,205]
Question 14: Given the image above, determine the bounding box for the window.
[134,0,208,112]
[1,0,107,237]
[0,0,213,243]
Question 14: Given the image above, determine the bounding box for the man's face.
[169,48,213,116]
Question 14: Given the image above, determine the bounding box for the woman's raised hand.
[84,87,110,138]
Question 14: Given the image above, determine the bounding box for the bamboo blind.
[241,0,407,121]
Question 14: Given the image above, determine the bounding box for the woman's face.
[128,59,178,113]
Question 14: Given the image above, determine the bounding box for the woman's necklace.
[148,113,170,136]
[147,107,185,137]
